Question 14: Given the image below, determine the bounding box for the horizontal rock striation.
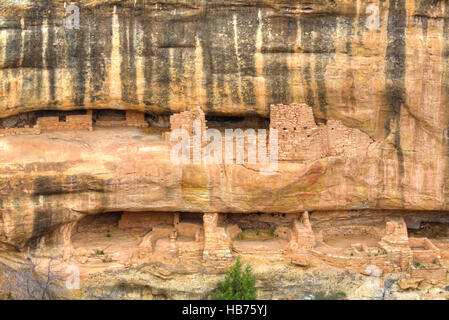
[0,0,446,135]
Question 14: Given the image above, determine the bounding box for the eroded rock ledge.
[0,104,390,248]
[2,0,449,300]
[0,104,447,300]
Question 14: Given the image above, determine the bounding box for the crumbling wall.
[288,212,316,251]
[409,237,441,264]
[170,106,207,135]
[118,212,174,230]
[165,106,207,143]
[95,110,147,128]
[269,104,373,161]
[270,104,326,161]
[0,125,41,137]
[309,250,394,274]
[139,226,173,258]
[410,266,446,281]
[326,120,373,157]
[202,213,232,260]
[37,111,93,131]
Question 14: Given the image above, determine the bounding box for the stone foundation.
[24,209,449,286]
[269,104,373,161]
[0,125,41,137]
[0,109,150,137]
[112,210,448,277]
[95,110,147,128]
[119,212,174,230]
[37,111,93,131]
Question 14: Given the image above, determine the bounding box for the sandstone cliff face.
[0,0,446,131]
[0,0,448,240]
[2,0,449,299]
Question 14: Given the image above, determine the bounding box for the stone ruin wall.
[1,103,442,277]
[270,104,326,161]
[126,209,445,279]
[118,212,174,230]
[165,106,207,143]
[0,103,373,164]
[0,110,150,136]
[0,125,41,137]
[270,104,373,161]
[36,111,93,131]
[95,110,147,128]
[163,103,373,163]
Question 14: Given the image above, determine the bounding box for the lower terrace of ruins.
[1,104,445,279]
[33,209,449,281]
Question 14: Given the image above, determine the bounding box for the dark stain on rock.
[161,13,197,109]
[300,13,336,124]
[198,6,215,111]
[22,7,44,69]
[120,9,138,105]
[342,14,354,56]
[31,197,53,241]
[142,8,155,107]
[263,15,296,107]
[236,8,257,107]
[0,199,3,226]
[153,21,172,111]
[413,0,435,37]
[341,15,357,111]
[222,11,241,107]
[62,174,106,193]
[20,6,44,106]
[89,8,111,103]
[32,176,63,196]
[32,174,107,196]
[385,0,406,120]
[3,24,22,106]
[384,0,407,203]
[200,8,231,110]
[45,12,57,103]
[66,8,87,106]
[4,18,22,68]
[303,60,314,107]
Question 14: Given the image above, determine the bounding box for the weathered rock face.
[1,0,448,210]
[0,0,447,132]
[2,0,449,300]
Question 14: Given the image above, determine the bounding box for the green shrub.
[212,257,257,300]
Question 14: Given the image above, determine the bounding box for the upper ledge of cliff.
[2,0,449,141]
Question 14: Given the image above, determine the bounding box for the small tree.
[213,257,257,300]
